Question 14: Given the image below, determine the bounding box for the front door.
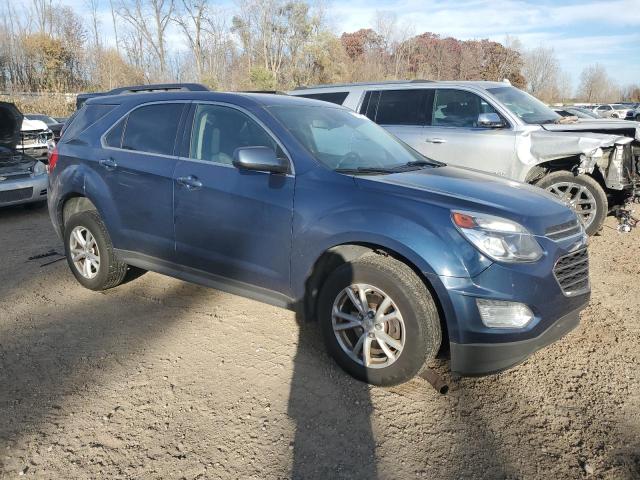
[173,103,295,295]
[421,88,517,178]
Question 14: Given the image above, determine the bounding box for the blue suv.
[48,88,590,385]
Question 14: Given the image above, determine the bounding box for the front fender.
[290,173,492,300]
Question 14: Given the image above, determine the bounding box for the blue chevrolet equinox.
[48,89,591,386]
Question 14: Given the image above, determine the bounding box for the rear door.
[173,103,295,295]
[359,89,432,151]
[100,101,187,259]
[422,88,517,177]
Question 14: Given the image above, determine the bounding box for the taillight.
[48,147,59,171]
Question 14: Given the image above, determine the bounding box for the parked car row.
[5,81,638,386]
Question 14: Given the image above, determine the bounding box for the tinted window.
[122,103,184,155]
[376,89,431,125]
[432,89,499,128]
[62,104,115,141]
[298,92,349,105]
[104,117,126,148]
[190,104,282,165]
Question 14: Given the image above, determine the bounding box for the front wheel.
[318,254,442,386]
[536,171,608,235]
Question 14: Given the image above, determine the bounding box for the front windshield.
[28,114,56,125]
[568,108,598,119]
[268,105,439,172]
[487,86,560,125]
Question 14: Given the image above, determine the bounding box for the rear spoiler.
[75,83,210,109]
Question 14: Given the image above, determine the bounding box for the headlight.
[452,211,543,262]
[32,161,47,176]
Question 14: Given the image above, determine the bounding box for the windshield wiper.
[335,167,397,175]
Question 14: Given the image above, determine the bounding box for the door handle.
[425,138,447,144]
[177,175,203,190]
[99,158,118,171]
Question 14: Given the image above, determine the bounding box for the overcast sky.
[14,0,640,90]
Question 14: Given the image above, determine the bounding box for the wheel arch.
[526,157,609,192]
[301,242,450,353]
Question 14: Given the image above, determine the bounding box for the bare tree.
[118,0,175,78]
[173,0,208,81]
[522,46,559,102]
[578,63,615,102]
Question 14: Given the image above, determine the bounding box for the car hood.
[22,118,49,132]
[354,165,575,235]
[540,119,640,141]
[0,102,23,150]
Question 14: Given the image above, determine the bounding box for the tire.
[63,210,128,290]
[536,170,608,236]
[635,114,640,122]
[318,254,441,386]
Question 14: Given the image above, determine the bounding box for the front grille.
[546,219,582,241]
[0,187,33,203]
[554,248,590,296]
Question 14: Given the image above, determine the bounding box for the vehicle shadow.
[288,258,379,479]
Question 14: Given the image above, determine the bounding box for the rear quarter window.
[62,104,116,142]
[297,92,349,105]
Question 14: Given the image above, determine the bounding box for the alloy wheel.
[69,226,101,279]
[546,181,597,230]
[331,283,405,369]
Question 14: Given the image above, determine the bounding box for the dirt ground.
[0,205,638,480]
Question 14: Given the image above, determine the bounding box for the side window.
[104,117,126,148]
[432,89,499,128]
[122,103,184,155]
[375,89,431,126]
[298,92,348,105]
[190,104,283,165]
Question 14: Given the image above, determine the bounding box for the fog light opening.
[476,299,534,328]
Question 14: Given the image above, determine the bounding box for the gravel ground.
[0,205,639,479]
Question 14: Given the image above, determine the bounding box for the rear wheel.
[318,254,441,386]
[64,210,129,290]
[536,171,607,235]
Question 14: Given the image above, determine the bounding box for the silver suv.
[289,81,640,234]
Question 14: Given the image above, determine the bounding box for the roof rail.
[238,90,287,95]
[106,83,210,95]
[293,79,435,90]
[76,83,210,109]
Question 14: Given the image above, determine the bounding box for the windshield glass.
[268,105,439,172]
[568,108,598,119]
[27,114,56,125]
[487,86,560,125]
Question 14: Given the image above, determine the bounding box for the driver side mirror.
[232,146,289,174]
[477,113,506,129]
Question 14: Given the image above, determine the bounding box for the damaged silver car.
[0,102,48,208]
[290,81,640,234]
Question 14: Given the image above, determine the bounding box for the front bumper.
[450,308,581,375]
[0,173,48,207]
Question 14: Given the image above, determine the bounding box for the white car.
[20,117,55,161]
[592,104,632,119]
